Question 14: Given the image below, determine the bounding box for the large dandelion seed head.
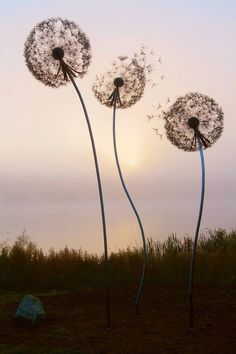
[24,18,91,88]
[92,53,147,109]
[164,92,224,152]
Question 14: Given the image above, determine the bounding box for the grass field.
[0,228,235,291]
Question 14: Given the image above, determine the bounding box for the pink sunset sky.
[0,0,235,253]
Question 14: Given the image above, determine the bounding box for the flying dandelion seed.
[151,82,158,88]
[24,17,111,328]
[93,50,150,315]
[153,128,162,140]
[147,96,169,139]
[147,114,155,122]
[164,92,224,329]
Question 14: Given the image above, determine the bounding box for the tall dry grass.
[0,229,235,291]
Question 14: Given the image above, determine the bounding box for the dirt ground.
[0,286,235,353]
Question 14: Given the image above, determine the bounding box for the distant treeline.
[0,229,235,291]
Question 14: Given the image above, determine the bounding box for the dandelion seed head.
[92,51,148,109]
[24,18,91,88]
[164,92,224,151]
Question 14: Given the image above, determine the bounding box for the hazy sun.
[129,161,137,166]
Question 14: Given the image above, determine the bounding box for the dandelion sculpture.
[24,18,111,328]
[164,92,224,328]
[93,52,148,314]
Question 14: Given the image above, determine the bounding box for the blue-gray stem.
[68,72,111,328]
[112,91,147,315]
[189,134,205,329]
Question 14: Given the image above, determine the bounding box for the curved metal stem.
[189,134,205,329]
[112,91,147,315]
[67,72,111,328]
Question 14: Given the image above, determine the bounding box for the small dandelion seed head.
[92,50,149,109]
[24,18,92,88]
[164,92,224,152]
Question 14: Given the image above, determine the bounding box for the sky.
[0,0,235,253]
